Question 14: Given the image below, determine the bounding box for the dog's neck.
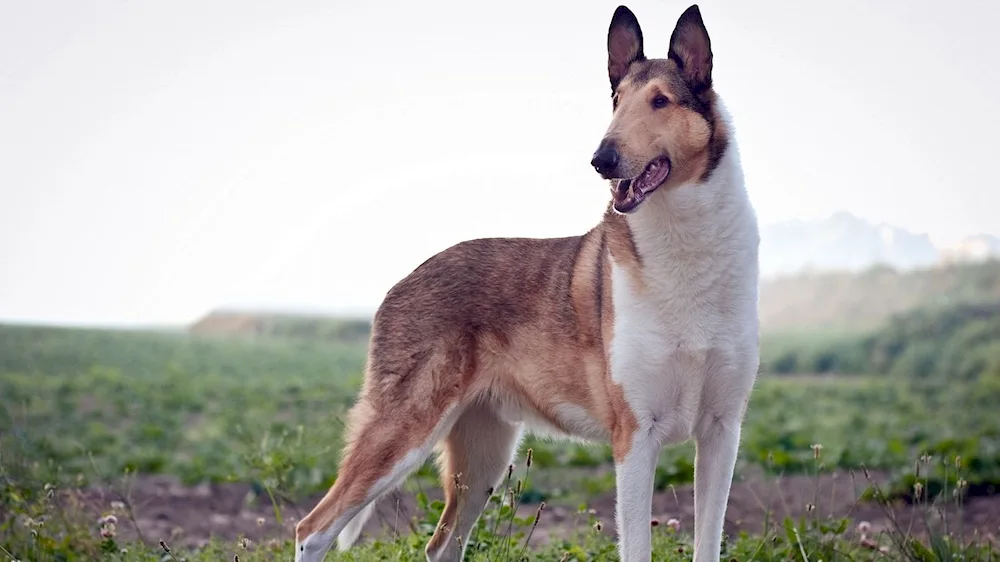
[630,148,746,237]
[622,103,757,269]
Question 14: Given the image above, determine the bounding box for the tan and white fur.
[295,4,759,562]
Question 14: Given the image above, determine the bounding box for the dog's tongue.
[611,179,645,213]
[610,159,671,214]
[635,159,670,192]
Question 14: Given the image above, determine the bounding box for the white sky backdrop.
[1,0,998,325]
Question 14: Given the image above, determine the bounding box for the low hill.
[760,211,938,276]
[759,211,1000,277]
[189,310,371,343]
[759,259,1000,333]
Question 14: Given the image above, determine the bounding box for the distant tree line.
[762,301,1000,382]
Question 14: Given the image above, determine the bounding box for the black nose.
[590,139,619,178]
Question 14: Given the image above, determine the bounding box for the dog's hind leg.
[424,405,523,562]
[294,395,462,562]
[334,499,377,552]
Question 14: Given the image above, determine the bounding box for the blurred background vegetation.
[2,260,998,499]
[2,259,999,560]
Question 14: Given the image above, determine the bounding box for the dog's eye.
[652,95,669,109]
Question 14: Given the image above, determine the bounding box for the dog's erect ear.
[607,5,644,91]
[668,4,713,92]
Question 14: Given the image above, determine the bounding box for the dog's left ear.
[607,5,645,92]
[668,4,713,92]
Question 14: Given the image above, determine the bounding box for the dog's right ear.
[607,5,645,92]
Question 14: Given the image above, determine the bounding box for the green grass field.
[3,262,1000,561]
[3,324,998,500]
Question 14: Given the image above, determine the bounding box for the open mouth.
[610,156,671,214]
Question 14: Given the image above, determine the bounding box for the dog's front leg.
[691,413,742,562]
[613,432,659,561]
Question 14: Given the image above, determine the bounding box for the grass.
[3,324,999,501]
[761,300,1000,384]
[2,320,1000,560]
[3,443,999,561]
[0,325,365,495]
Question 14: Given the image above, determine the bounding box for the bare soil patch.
[73,471,1000,551]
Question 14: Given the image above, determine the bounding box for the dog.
[295,4,759,561]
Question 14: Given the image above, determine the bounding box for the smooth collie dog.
[296,4,759,561]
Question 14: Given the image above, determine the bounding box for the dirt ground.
[72,470,1000,551]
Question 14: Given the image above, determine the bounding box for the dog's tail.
[336,501,376,551]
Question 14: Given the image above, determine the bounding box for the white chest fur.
[607,142,760,446]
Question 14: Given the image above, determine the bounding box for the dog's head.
[591,4,727,214]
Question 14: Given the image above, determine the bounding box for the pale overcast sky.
[1,0,998,326]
